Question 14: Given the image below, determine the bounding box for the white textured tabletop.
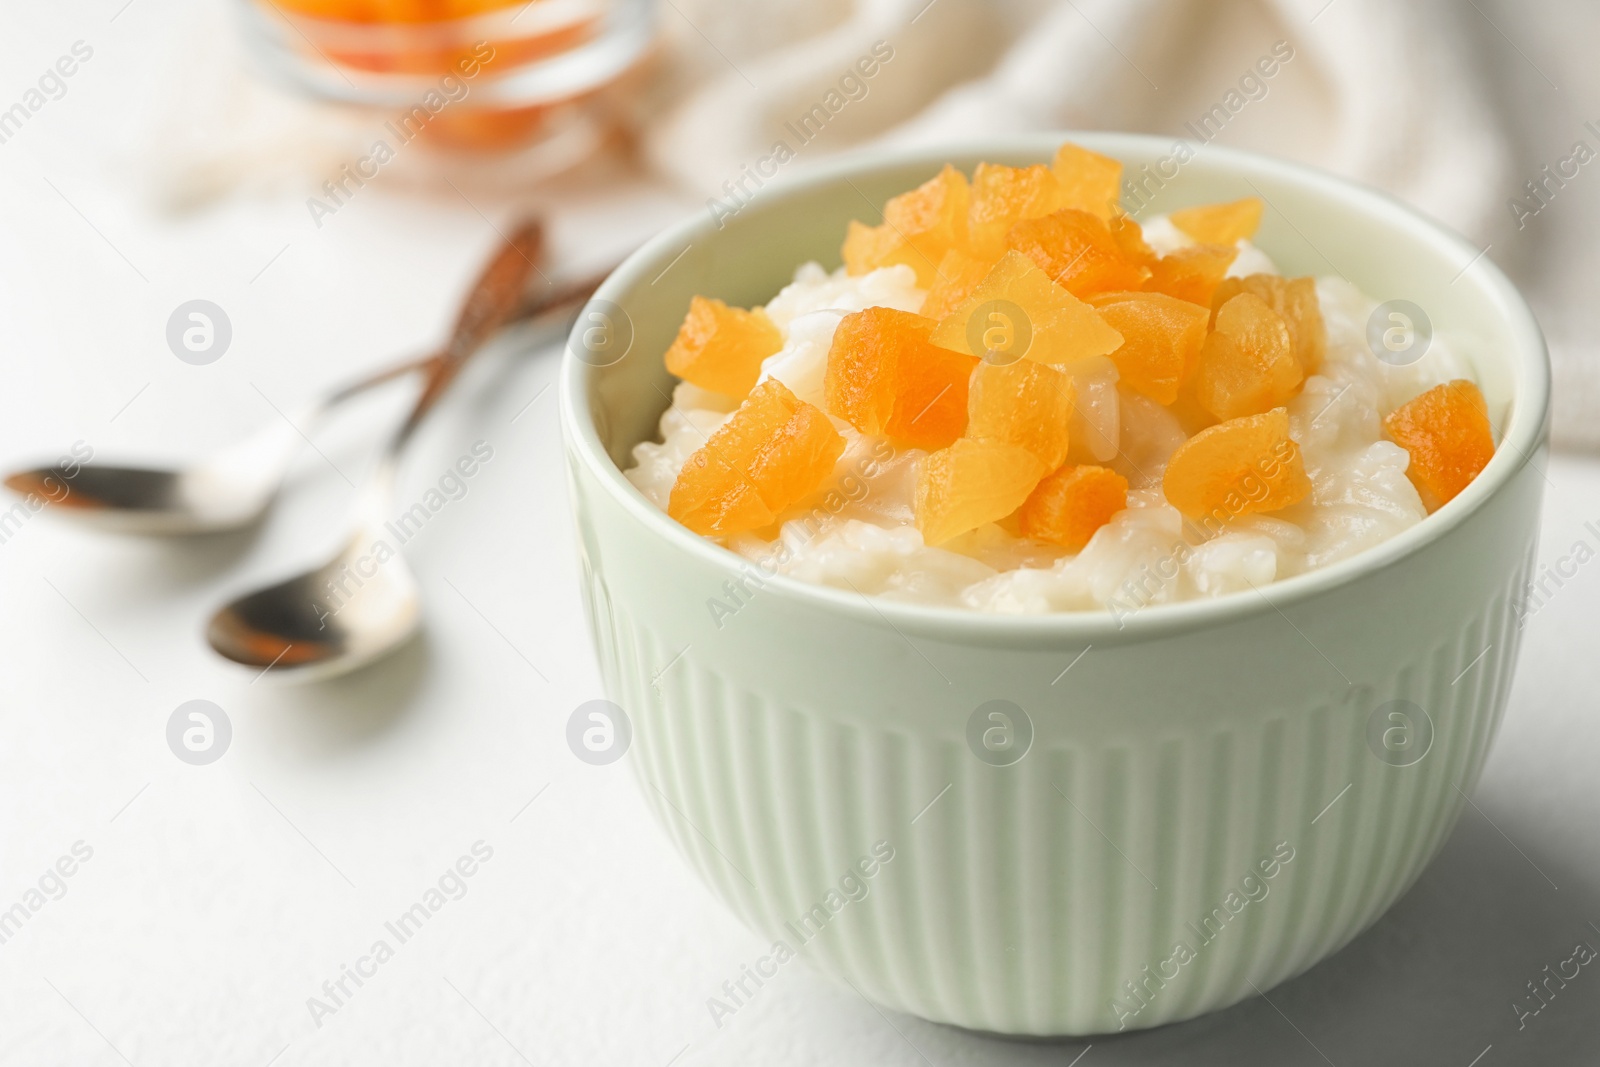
[3,4,1599,1066]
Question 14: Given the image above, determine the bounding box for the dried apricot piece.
[664,296,783,398]
[966,163,1065,259]
[1191,292,1303,421]
[920,248,996,320]
[1050,142,1123,220]
[1166,392,1220,437]
[967,359,1076,470]
[1162,407,1311,524]
[1211,274,1325,375]
[1086,291,1209,405]
[669,379,845,536]
[1019,464,1129,550]
[842,221,903,277]
[929,251,1124,365]
[887,164,971,250]
[1110,213,1158,268]
[1280,280,1325,372]
[1006,208,1151,296]
[1169,197,1264,245]
[1383,380,1494,511]
[916,438,1050,545]
[1145,244,1238,306]
[842,164,970,286]
[825,306,977,450]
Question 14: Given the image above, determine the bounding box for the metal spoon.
[3,357,426,535]
[2,239,606,537]
[205,220,549,678]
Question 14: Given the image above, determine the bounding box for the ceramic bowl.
[558,133,1550,1034]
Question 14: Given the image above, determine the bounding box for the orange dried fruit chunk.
[967,359,1076,470]
[1211,273,1325,375]
[1162,407,1310,523]
[1384,380,1495,511]
[1006,208,1152,296]
[825,306,977,450]
[1086,291,1209,405]
[1146,243,1238,306]
[920,248,996,320]
[842,164,970,286]
[966,162,1065,259]
[929,251,1124,365]
[916,438,1051,546]
[1191,292,1303,420]
[1169,197,1264,245]
[1050,142,1123,220]
[1109,213,1158,270]
[888,164,971,249]
[1166,392,1220,437]
[842,220,901,276]
[1019,464,1129,550]
[669,379,845,536]
[664,296,784,399]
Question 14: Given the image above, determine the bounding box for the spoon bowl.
[205,221,545,678]
[4,257,609,538]
[6,465,188,532]
[5,417,317,534]
[206,513,421,676]
[5,363,422,534]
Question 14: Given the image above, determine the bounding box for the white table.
[4,5,1599,1065]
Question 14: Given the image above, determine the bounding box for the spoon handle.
[319,257,609,417]
[319,353,432,409]
[387,221,546,459]
[508,267,613,324]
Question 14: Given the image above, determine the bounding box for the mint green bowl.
[559,133,1550,1034]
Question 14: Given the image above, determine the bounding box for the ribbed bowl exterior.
[569,444,1544,1035]
[559,134,1551,1036]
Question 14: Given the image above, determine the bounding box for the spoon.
[1,236,609,536]
[205,220,547,678]
[3,356,428,535]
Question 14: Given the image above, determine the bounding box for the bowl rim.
[559,132,1551,644]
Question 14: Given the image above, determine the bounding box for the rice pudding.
[625,142,1496,616]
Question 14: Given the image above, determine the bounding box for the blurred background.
[3,1,1599,1064]
[8,0,1600,446]
[7,0,1600,447]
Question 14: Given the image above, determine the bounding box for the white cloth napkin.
[645,0,1598,450]
[139,0,1595,448]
